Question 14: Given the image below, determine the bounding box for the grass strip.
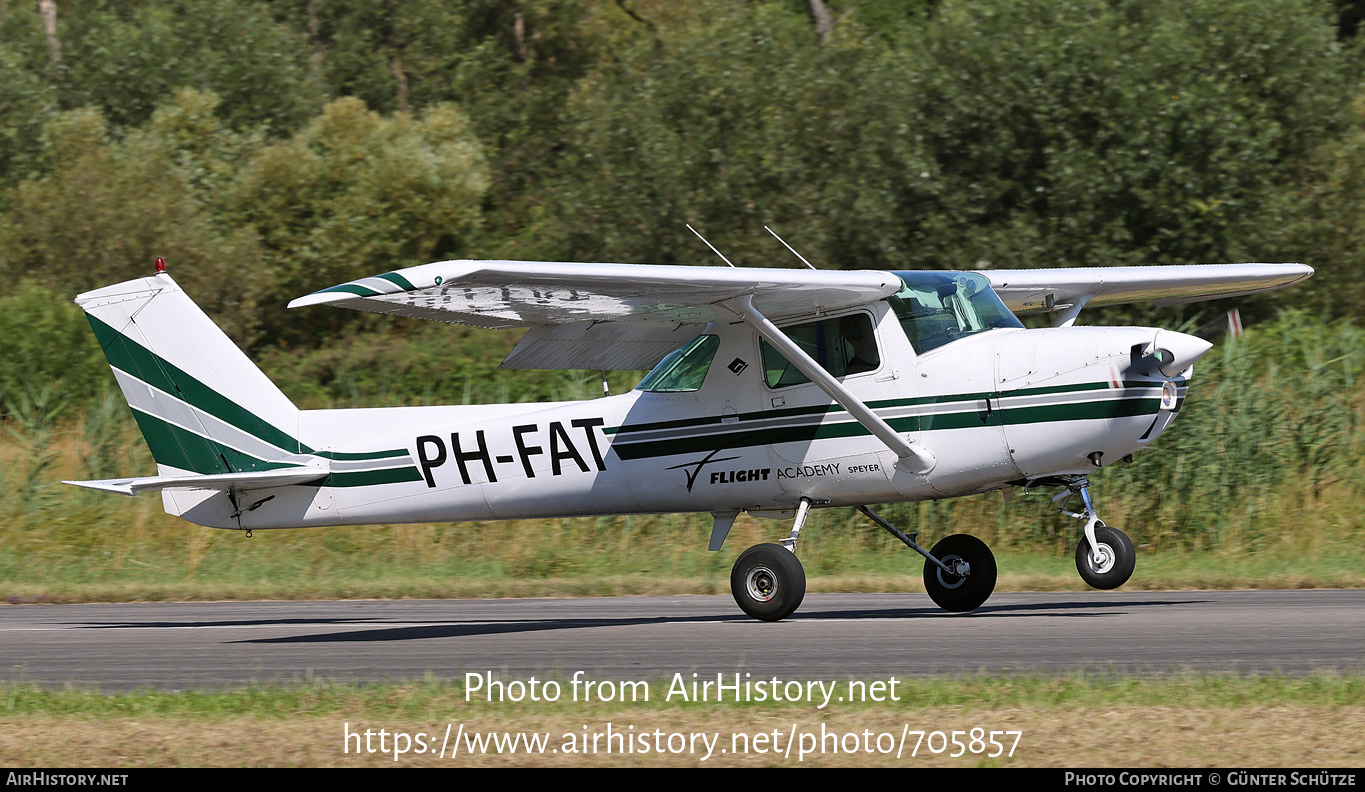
[3,673,1363,767]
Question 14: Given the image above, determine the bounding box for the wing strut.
[1052,296,1091,328]
[722,296,936,474]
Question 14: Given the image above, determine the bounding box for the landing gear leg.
[858,506,997,612]
[780,497,811,552]
[731,498,811,622]
[1044,476,1135,590]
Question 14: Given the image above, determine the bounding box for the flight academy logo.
[666,449,772,492]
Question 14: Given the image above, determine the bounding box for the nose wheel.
[1074,521,1135,590]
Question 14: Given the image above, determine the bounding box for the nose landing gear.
[1043,475,1136,590]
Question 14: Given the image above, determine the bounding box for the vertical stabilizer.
[74,273,304,478]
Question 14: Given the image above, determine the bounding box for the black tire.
[922,534,996,613]
[1075,522,1136,590]
[731,543,806,622]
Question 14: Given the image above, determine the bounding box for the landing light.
[1160,381,1179,411]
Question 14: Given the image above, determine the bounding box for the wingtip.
[288,291,350,309]
[286,293,320,309]
[63,479,137,496]
[1272,262,1315,285]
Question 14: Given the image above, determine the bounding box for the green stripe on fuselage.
[608,395,1160,461]
[605,380,1142,437]
[323,467,424,487]
[313,449,411,461]
[136,408,414,484]
[1000,397,1158,425]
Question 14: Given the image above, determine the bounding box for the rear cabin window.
[760,313,880,389]
[636,334,720,392]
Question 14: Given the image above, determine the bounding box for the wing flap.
[500,321,703,371]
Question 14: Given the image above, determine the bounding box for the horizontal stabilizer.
[64,468,328,497]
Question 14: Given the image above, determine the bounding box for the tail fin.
[73,273,306,478]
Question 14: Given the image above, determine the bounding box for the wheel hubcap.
[745,566,778,601]
[935,554,968,590]
[1088,542,1116,574]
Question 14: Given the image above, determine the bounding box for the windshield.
[888,271,1023,355]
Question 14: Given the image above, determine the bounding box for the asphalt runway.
[2,591,1362,689]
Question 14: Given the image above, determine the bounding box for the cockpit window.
[636,334,720,392]
[889,271,1023,355]
[760,313,880,389]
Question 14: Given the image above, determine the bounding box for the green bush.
[0,281,111,411]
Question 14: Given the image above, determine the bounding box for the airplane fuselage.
[165,300,1196,531]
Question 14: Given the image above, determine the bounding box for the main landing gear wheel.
[922,534,997,613]
[731,543,806,622]
[1075,522,1135,590]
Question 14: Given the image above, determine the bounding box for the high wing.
[984,262,1313,316]
[288,260,902,371]
[289,259,1313,369]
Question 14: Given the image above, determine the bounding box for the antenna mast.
[764,226,817,270]
[686,224,737,267]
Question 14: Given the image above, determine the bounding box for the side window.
[636,334,720,393]
[760,314,880,389]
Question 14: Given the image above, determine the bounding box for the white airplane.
[66,253,1312,621]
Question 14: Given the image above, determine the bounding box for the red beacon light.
[155,257,166,273]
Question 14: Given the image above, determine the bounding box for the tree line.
[1,0,1364,405]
